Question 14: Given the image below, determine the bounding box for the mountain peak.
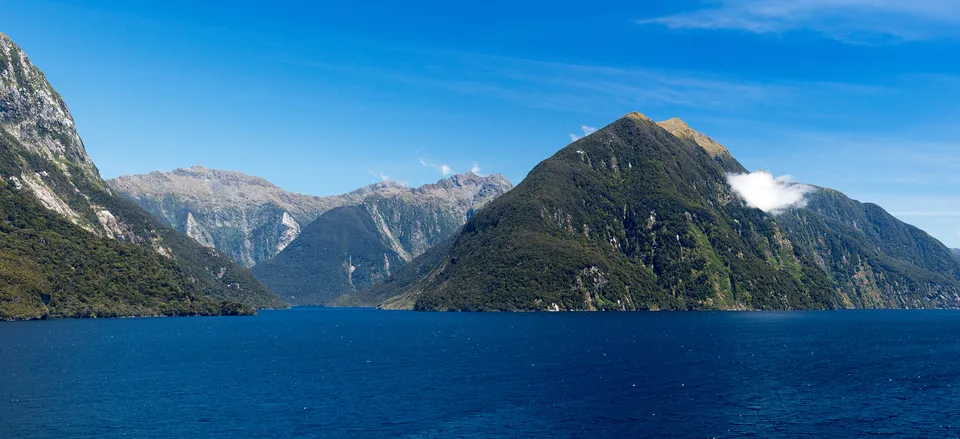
[659,117,690,129]
[656,117,731,159]
[416,172,513,196]
[623,111,653,122]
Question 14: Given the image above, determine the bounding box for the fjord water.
[2,309,960,438]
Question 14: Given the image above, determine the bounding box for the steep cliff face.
[252,173,513,305]
[0,33,283,319]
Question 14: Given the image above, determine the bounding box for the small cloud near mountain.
[470,162,483,176]
[368,170,391,182]
[419,157,453,176]
[569,125,597,142]
[727,170,813,214]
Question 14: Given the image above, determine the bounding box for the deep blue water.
[3,309,960,438]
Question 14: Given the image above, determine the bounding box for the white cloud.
[727,170,814,214]
[470,162,483,176]
[640,0,960,42]
[419,158,453,176]
[569,125,599,142]
[367,170,391,182]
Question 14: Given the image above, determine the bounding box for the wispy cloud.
[470,162,483,176]
[640,0,960,42]
[419,158,453,176]
[569,125,598,142]
[298,48,813,114]
[367,170,391,182]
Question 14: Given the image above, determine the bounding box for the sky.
[4,0,960,246]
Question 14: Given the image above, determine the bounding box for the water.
[2,309,960,438]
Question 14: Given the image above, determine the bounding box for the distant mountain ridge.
[109,168,511,269]
[109,166,384,266]
[0,33,283,319]
[340,113,960,311]
[252,172,513,305]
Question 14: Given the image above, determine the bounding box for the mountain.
[252,173,513,305]
[109,169,511,270]
[340,113,960,311]
[953,249,960,259]
[108,166,383,267]
[0,33,284,320]
[775,189,960,308]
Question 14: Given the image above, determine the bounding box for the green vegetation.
[348,113,960,312]
[776,189,960,308]
[349,114,840,311]
[0,252,49,320]
[0,177,256,320]
[335,233,458,308]
[253,206,406,305]
[0,132,285,314]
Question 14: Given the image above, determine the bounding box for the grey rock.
[109,167,512,268]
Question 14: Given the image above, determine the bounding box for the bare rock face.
[109,167,513,268]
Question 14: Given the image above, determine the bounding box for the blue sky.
[4,0,960,246]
